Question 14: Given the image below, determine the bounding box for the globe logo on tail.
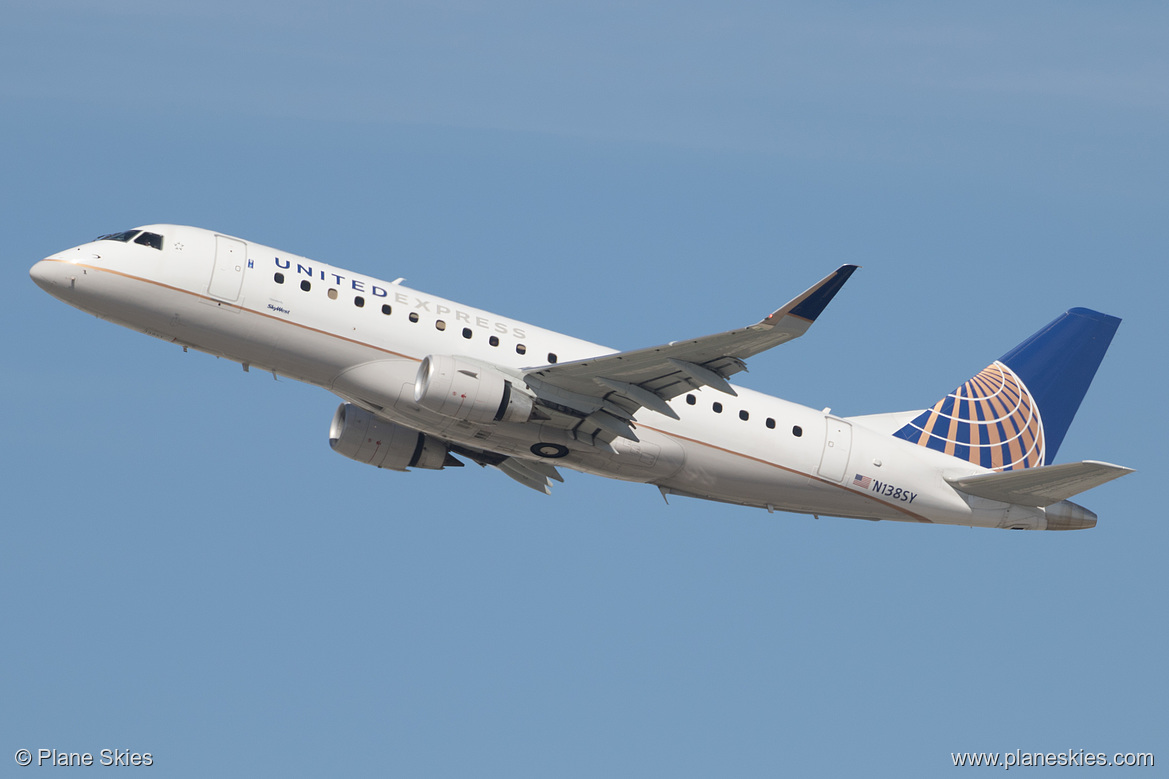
[895,361,1045,471]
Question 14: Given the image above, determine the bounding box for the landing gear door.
[817,418,853,483]
[208,235,247,302]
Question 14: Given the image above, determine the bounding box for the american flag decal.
[853,474,871,489]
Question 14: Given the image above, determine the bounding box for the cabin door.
[208,235,247,301]
[817,418,853,482]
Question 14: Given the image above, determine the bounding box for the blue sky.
[3,2,1166,776]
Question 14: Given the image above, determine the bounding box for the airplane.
[29,225,1133,530]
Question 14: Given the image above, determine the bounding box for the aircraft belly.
[166,291,345,386]
[58,267,253,363]
[144,281,387,391]
[655,436,921,520]
[47,262,172,333]
[265,325,381,387]
[330,360,417,410]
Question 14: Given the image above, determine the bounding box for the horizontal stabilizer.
[946,460,1134,507]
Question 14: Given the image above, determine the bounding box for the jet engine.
[413,355,533,424]
[329,403,454,470]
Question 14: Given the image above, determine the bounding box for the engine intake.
[413,355,533,424]
[329,403,452,470]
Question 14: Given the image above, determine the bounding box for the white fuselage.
[31,224,1060,529]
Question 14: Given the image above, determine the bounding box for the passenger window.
[381,304,392,315]
[766,418,776,429]
[354,296,365,308]
[436,320,446,331]
[713,402,723,413]
[516,344,527,355]
[274,273,284,284]
[792,426,803,437]
[548,353,558,363]
[462,328,473,339]
[686,394,696,405]
[327,288,338,300]
[300,280,311,292]
[409,312,419,323]
[739,410,749,421]
[489,336,499,347]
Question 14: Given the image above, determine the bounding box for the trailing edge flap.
[523,265,858,435]
[946,461,1134,507]
[494,458,563,495]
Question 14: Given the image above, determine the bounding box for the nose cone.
[30,258,80,303]
[30,259,59,292]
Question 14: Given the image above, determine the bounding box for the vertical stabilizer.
[893,308,1120,470]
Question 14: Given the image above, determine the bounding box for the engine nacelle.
[413,355,533,424]
[329,403,451,471]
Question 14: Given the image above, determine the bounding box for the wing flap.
[495,458,560,494]
[946,460,1134,507]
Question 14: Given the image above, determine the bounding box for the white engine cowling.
[329,403,450,470]
[413,355,533,424]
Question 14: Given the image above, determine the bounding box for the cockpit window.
[95,230,164,250]
[134,231,163,250]
[97,230,140,243]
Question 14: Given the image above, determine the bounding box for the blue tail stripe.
[997,308,1120,464]
[894,308,1119,469]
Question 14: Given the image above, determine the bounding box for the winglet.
[764,264,859,326]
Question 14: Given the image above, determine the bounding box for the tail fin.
[892,308,1120,470]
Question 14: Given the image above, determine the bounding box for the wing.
[444,443,566,495]
[523,265,858,444]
